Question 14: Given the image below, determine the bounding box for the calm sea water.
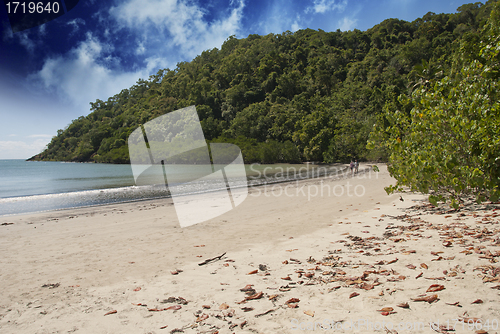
[0,160,340,216]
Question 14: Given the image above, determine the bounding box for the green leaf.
[428,195,439,207]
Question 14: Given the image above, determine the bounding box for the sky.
[0,0,476,159]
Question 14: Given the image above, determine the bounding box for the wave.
[0,164,347,217]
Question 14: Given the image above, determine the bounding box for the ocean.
[0,160,341,216]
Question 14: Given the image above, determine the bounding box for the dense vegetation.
[369,1,500,207]
[30,1,497,165]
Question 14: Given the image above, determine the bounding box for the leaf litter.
[110,199,500,333]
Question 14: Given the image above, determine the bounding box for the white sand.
[0,164,499,334]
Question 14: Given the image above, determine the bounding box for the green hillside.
[29,1,496,164]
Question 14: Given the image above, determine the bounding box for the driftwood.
[255,309,275,317]
[198,252,226,266]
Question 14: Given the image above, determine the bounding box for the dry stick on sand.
[198,252,227,266]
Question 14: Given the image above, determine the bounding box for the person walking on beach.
[349,160,354,176]
[354,160,359,174]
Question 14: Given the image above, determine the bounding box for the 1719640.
[5,2,60,14]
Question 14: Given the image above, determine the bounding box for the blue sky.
[0,0,476,159]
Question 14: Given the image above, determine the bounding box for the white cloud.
[67,18,86,35]
[109,0,245,59]
[38,24,47,36]
[255,0,293,34]
[16,32,36,53]
[13,0,246,122]
[291,20,301,32]
[307,0,347,14]
[338,16,357,31]
[290,14,304,32]
[2,21,47,53]
[0,138,50,159]
[136,42,146,55]
[28,33,159,113]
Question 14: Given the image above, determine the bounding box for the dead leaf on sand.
[196,314,209,322]
[381,311,396,316]
[268,294,279,301]
[304,310,315,317]
[426,284,445,292]
[104,310,117,316]
[255,309,275,317]
[359,283,374,290]
[349,292,360,298]
[396,302,409,309]
[411,294,438,303]
[285,298,300,308]
[377,307,394,312]
[148,305,182,311]
[238,292,264,304]
[286,298,300,304]
[161,297,188,304]
[246,292,264,300]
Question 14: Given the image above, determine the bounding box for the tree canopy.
[369,1,500,206]
[29,1,497,165]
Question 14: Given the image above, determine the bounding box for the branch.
[198,252,227,266]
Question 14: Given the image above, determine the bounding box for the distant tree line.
[29,1,497,165]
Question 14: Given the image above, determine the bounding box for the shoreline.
[0,162,347,218]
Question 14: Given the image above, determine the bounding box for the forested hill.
[29,1,496,164]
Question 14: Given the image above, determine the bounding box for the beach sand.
[0,164,499,333]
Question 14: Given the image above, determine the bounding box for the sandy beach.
[0,164,499,334]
